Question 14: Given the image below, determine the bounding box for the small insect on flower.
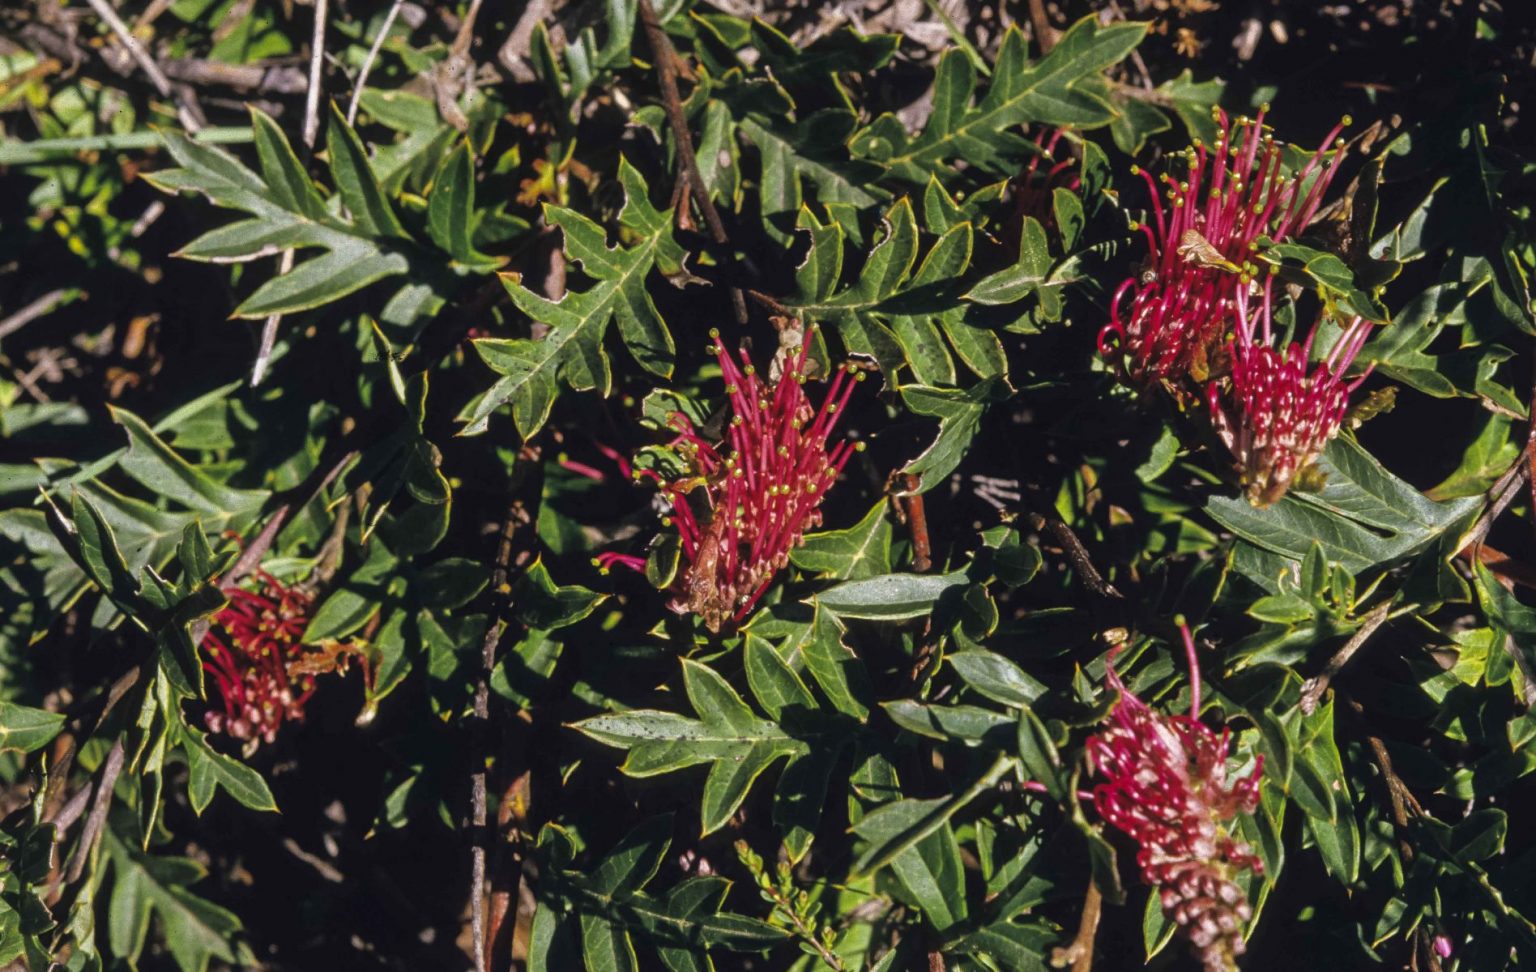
[1087,625,1264,972]
[1207,275,1373,507]
[200,570,350,752]
[636,327,864,633]
[1100,106,1351,389]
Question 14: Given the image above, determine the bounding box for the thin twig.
[1298,600,1394,715]
[1027,512,1123,600]
[1454,445,1529,560]
[302,0,328,149]
[80,0,172,96]
[49,782,95,836]
[346,0,405,125]
[1026,0,1060,53]
[904,475,932,573]
[635,0,746,325]
[471,506,520,972]
[254,0,327,387]
[1527,336,1536,544]
[64,738,124,884]
[1049,880,1102,971]
[0,289,69,341]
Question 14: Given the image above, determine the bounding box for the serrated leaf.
[856,18,1147,182]
[573,660,806,835]
[460,161,680,437]
[183,728,278,814]
[1209,437,1479,573]
[104,829,243,972]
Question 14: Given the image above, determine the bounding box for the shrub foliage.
[2,2,1535,970]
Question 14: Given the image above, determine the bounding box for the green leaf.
[736,110,887,246]
[183,727,278,814]
[815,571,969,619]
[460,160,680,437]
[573,660,807,834]
[948,919,1056,970]
[743,634,815,721]
[1209,437,1479,574]
[105,829,243,972]
[855,18,1147,182]
[236,239,411,317]
[249,107,327,222]
[152,113,417,319]
[948,650,1047,707]
[426,142,504,270]
[883,699,1012,743]
[890,820,968,932]
[414,557,490,610]
[1258,238,1388,322]
[789,501,893,580]
[0,701,65,754]
[898,378,1013,491]
[112,408,266,518]
[512,559,603,630]
[851,754,1016,876]
[325,102,408,240]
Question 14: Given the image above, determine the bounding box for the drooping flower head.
[1207,275,1373,507]
[1100,106,1350,388]
[640,328,863,632]
[200,571,318,748]
[1087,626,1264,972]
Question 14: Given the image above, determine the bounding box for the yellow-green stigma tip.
[1260,102,1271,113]
[1130,164,1141,175]
[855,442,867,452]
[708,328,720,338]
[1341,114,1353,127]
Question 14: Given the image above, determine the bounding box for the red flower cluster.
[1099,106,1349,387]
[638,329,862,632]
[201,572,318,748]
[1087,628,1264,972]
[1208,277,1372,506]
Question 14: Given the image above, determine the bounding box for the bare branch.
[254,0,326,387]
[0,289,69,341]
[635,0,746,325]
[1299,600,1394,715]
[64,737,124,884]
[347,0,406,126]
[79,0,172,96]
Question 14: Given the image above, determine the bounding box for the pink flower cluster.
[1209,277,1372,506]
[633,329,862,632]
[201,572,318,747]
[1087,628,1264,972]
[1099,107,1372,505]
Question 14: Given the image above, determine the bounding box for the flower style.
[1207,276,1373,507]
[1012,127,1082,231]
[201,571,318,748]
[1087,627,1264,972]
[640,328,862,632]
[1099,106,1349,387]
